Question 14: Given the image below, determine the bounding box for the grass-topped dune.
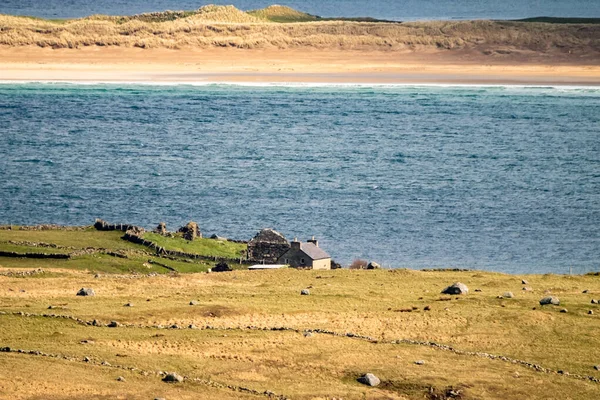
[1,4,599,59]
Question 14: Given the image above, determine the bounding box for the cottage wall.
[311,258,331,270]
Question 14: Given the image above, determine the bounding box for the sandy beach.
[2,47,600,85]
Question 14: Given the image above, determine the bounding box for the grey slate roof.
[300,242,330,260]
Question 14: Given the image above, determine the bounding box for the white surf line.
[0,79,599,90]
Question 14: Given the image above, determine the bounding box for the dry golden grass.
[1,266,600,399]
[0,5,598,57]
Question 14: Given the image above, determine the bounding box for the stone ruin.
[153,222,167,235]
[247,228,290,264]
[178,221,201,241]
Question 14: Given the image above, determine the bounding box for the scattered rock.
[116,376,126,382]
[178,222,201,241]
[521,279,528,285]
[357,373,380,387]
[474,288,482,292]
[155,398,167,400]
[107,321,120,328]
[94,274,100,278]
[560,308,568,313]
[189,300,199,306]
[83,356,90,362]
[102,361,111,366]
[594,365,600,371]
[212,262,232,272]
[592,299,598,304]
[210,234,227,241]
[588,310,594,315]
[414,360,425,365]
[583,289,589,293]
[523,287,533,291]
[424,305,431,311]
[539,296,560,306]
[170,324,180,329]
[303,331,313,338]
[162,372,184,383]
[300,289,310,296]
[124,302,134,307]
[366,261,381,270]
[503,292,514,299]
[188,324,197,329]
[76,288,95,297]
[441,282,469,295]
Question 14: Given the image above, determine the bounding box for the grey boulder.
[441,282,469,295]
[162,372,184,383]
[76,288,95,296]
[539,296,560,306]
[357,373,380,387]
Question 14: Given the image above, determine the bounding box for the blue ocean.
[0,83,598,273]
[1,0,600,20]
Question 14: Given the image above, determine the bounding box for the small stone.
[539,296,560,306]
[523,287,533,291]
[366,261,380,270]
[300,289,310,296]
[170,324,180,329]
[189,300,199,306]
[441,282,468,295]
[76,288,95,296]
[155,398,166,400]
[474,289,482,292]
[583,289,589,293]
[94,274,100,278]
[162,372,184,383]
[48,305,54,309]
[588,310,594,315]
[423,305,431,311]
[303,331,313,338]
[92,319,100,326]
[503,292,514,299]
[116,376,125,382]
[592,299,598,304]
[594,365,600,371]
[414,360,425,365]
[188,324,197,329]
[108,321,120,328]
[560,308,568,313]
[357,373,380,387]
[83,356,90,362]
[124,303,133,307]
[102,361,111,366]
[521,279,528,285]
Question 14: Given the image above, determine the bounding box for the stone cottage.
[277,237,331,270]
[247,228,290,264]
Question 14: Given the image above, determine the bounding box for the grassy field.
[1,266,599,399]
[0,4,598,57]
[0,227,247,274]
[143,232,247,260]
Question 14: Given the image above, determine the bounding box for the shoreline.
[2,47,600,86]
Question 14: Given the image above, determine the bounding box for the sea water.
[1,0,600,21]
[1,83,598,273]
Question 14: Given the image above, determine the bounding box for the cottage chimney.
[307,236,318,247]
[291,237,301,250]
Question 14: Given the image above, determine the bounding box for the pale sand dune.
[1,47,600,85]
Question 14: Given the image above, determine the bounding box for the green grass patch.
[0,242,72,255]
[143,233,247,259]
[0,228,145,251]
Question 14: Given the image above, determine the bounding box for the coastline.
[2,47,600,86]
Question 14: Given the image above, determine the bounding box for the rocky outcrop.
[357,373,380,387]
[247,228,290,264]
[540,296,560,305]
